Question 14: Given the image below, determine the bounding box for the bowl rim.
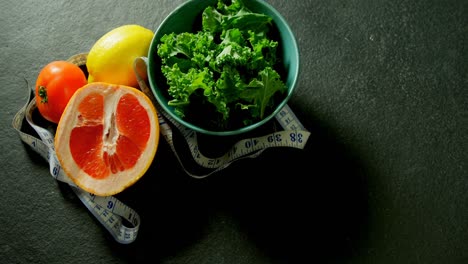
[147,0,300,136]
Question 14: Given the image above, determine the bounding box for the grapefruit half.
[55,82,159,196]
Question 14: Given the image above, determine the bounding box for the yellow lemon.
[87,24,154,88]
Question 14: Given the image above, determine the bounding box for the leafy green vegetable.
[240,67,286,119]
[157,0,287,131]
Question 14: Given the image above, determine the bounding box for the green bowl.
[147,0,299,136]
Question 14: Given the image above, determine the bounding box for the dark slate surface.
[1,0,467,263]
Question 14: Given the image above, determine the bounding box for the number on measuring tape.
[267,133,281,143]
[52,166,60,176]
[289,131,303,143]
[245,139,258,148]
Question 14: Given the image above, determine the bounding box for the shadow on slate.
[213,106,371,263]
[85,103,370,263]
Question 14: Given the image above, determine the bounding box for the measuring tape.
[11,54,310,244]
[12,82,140,244]
[154,103,310,178]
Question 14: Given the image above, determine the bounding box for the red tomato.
[35,61,87,124]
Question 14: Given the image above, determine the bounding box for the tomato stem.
[38,86,48,103]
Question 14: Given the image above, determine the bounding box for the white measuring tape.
[154,103,310,178]
[12,54,310,244]
[12,82,140,244]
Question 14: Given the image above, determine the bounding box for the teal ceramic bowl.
[147,0,299,136]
